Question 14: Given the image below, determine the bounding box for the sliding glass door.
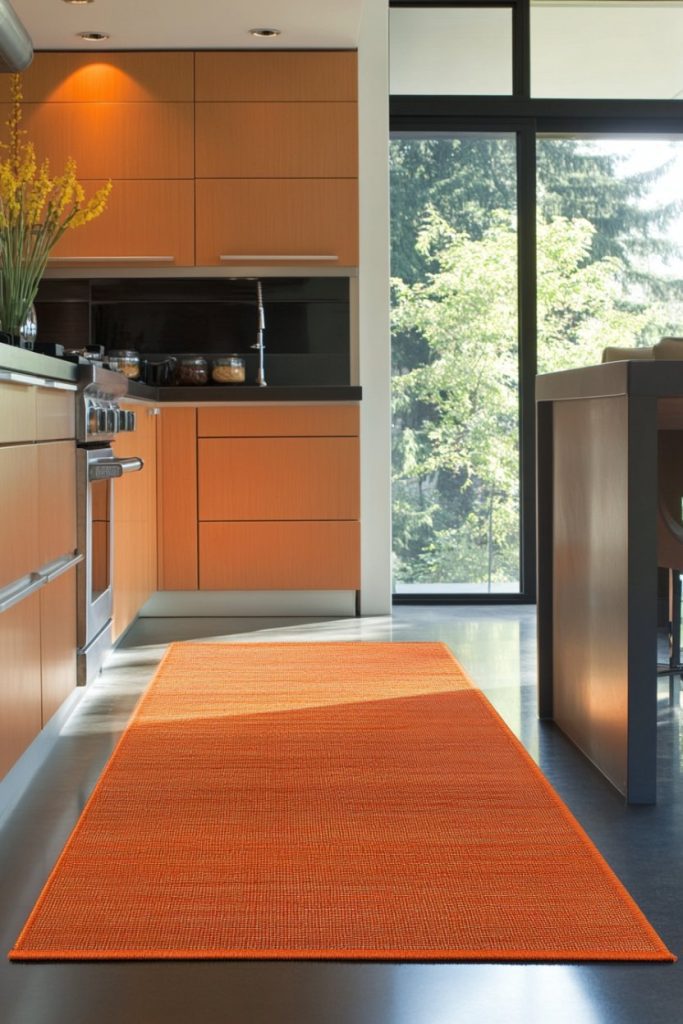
[390,133,521,596]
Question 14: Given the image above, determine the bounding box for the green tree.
[392,209,648,586]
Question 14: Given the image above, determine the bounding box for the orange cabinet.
[195,102,357,179]
[196,403,360,591]
[112,403,158,640]
[38,441,77,567]
[198,437,359,521]
[19,52,195,103]
[5,101,195,180]
[0,445,39,591]
[48,180,195,268]
[195,178,358,267]
[195,51,357,102]
[40,568,77,726]
[0,594,42,780]
[157,407,198,591]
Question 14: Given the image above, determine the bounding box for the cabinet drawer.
[199,521,360,590]
[0,592,42,779]
[20,52,195,102]
[0,445,38,589]
[0,382,36,443]
[3,102,195,180]
[48,180,195,268]
[195,103,357,179]
[198,437,360,521]
[40,568,77,726]
[157,407,198,590]
[197,404,359,438]
[195,179,358,267]
[195,51,357,102]
[36,388,75,441]
[38,441,77,566]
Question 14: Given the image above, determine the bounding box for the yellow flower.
[0,73,111,336]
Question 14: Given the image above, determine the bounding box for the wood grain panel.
[0,593,42,779]
[0,445,38,589]
[40,569,77,726]
[196,179,358,267]
[38,441,76,567]
[552,397,630,795]
[157,407,198,590]
[195,102,357,178]
[197,404,359,438]
[35,388,75,442]
[0,382,36,444]
[17,52,195,102]
[199,521,360,590]
[48,180,195,266]
[195,51,357,102]
[198,437,359,521]
[0,102,195,180]
[112,404,158,640]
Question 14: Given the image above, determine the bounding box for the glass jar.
[175,355,209,386]
[107,349,140,380]
[211,355,246,384]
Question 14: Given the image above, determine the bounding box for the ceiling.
[11,0,364,52]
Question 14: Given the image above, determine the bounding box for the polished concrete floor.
[1,606,682,1024]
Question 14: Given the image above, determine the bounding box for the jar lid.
[108,349,138,358]
[178,355,208,365]
[213,355,245,365]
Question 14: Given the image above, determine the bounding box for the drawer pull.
[0,370,77,391]
[219,254,338,262]
[47,256,176,263]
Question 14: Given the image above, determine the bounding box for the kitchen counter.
[126,382,362,402]
[0,346,361,401]
[0,343,79,384]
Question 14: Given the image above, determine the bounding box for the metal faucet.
[251,280,267,387]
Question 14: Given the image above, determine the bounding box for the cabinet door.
[0,381,36,444]
[0,593,42,780]
[20,52,195,102]
[198,437,360,521]
[0,445,38,590]
[196,179,358,267]
[36,388,75,442]
[197,404,359,438]
[199,521,360,590]
[195,102,357,178]
[195,51,357,102]
[40,568,77,726]
[112,404,158,640]
[38,441,77,567]
[48,180,195,267]
[4,102,195,180]
[157,407,198,591]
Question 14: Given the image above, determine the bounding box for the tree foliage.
[391,136,680,588]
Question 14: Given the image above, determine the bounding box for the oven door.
[77,447,143,671]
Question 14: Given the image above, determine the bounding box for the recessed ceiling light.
[249,28,281,38]
[62,1,94,6]
[77,31,109,40]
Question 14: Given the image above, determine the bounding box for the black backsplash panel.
[35,277,351,385]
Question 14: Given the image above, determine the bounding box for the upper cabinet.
[194,51,357,102]
[3,50,358,270]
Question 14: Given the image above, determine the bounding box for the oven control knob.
[108,408,119,434]
[125,410,136,432]
[97,408,108,434]
[87,405,98,436]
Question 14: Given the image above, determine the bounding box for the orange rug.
[9,641,674,962]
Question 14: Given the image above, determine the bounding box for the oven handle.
[88,456,144,481]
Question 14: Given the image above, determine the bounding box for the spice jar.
[107,349,140,379]
[175,355,209,386]
[211,355,246,384]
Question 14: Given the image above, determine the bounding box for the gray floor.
[1,606,682,1024]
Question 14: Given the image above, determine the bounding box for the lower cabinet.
[157,403,361,592]
[0,567,77,781]
[112,403,158,640]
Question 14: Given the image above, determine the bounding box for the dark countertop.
[126,381,362,403]
[0,345,361,402]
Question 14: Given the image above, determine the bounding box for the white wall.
[358,0,392,615]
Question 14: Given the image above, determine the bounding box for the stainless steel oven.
[76,367,142,685]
